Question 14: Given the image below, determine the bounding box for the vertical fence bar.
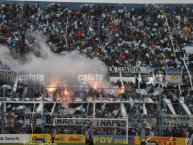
[120,93,122,135]
[98,20,100,44]
[2,88,5,134]
[126,116,128,144]
[62,87,64,115]
[81,88,83,134]
[101,88,102,116]
[179,102,181,115]
[159,88,162,136]
[42,87,45,133]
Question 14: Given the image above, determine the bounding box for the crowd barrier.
[0,134,190,144]
[29,134,85,143]
[135,136,187,145]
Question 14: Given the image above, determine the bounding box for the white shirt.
[186,132,189,138]
[51,129,57,137]
[18,120,23,124]
[150,131,155,136]
[172,95,177,101]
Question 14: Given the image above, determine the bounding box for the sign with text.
[94,135,135,144]
[25,115,85,126]
[54,118,127,127]
[0,62,16,75]
[65,134,85,143]
[29,134,84,143]
[25,114,157,128]
[25,113,42,127]
[29,134,64,143]
[32,139,45,143]
[0,134,29,143]
[128,114,157,128]
[162,114,193,127]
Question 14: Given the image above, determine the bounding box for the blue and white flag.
[16,105,26,110]
[101,103,106,112]
[137,89,148,95]
[2,85,12,89]
[76,105,85,112]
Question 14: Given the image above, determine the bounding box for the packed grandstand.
[0,1,193,144]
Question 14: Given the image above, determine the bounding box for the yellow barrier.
[135,136,186,145]
[29,134,85,143]
[65,134,85,143]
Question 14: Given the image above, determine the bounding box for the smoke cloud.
[0,33,113,91]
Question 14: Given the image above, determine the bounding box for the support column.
[93,103,96,117]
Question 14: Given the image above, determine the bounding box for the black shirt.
[34,92,40,97]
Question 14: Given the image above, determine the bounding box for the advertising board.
[0,134,29,143]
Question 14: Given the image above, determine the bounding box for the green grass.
[0,143,138,145]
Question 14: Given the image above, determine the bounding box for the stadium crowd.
[0,2,193,68]
[0,1,193,138]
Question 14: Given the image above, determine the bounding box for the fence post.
[120,92,122,135]
[98,20,100,44]
[101,89,102,116]
[81,87,84,134]
[42,87,45,133]
[159,88,162,136]
[2,88,5,134]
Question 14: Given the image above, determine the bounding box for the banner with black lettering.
[0,62,16,75]
[24,114,159,128]
[162,114,193,127]
[25,114,127,127]
[54,118,126,127]
[25,113,42,127]
[128,114,157,128]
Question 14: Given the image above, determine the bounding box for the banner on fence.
[128,114,157,127]
[29,134,50,143]
[25,113,42,127]
[162,114,193,127]
[93,135,135,144]
[135,136,186,145]
[25,114,157,128]
[65,134,85,143]
[25,114,127,127]
[0,134,29,143]
[53,117,127,127]
[29,134,85,143]
[0,62,16,75]
[107,66,193,85]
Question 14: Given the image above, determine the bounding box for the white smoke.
[0,33,113,91]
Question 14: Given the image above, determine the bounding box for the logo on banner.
[136,136,185,145]
[78,73,103,84]
[147,137,177,145]
[51,136,64,142]
[18,73,44,82]
[32,135,46,141]
[69,136,82,142]
[94,136,127,144]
